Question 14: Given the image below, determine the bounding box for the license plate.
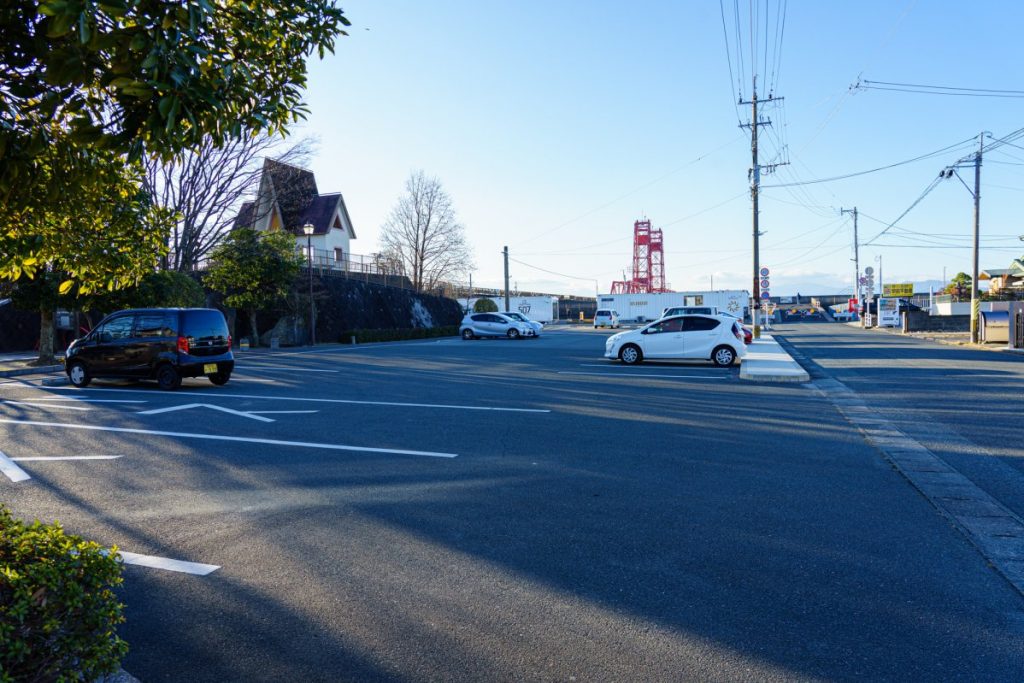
[203,363,218,374]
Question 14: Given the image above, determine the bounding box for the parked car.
[594,309,620,328]
[603,314,747,367]
[460,313,533,339]
[660,306,717,318]
[65,308,234,390]
[501,311,543,337]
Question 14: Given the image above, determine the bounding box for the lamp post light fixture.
[303,223,316,346]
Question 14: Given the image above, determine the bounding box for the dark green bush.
[472,298,498,313]
[339,326,459,344]
[0,506,127,682]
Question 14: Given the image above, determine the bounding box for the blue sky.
[295,1,1024,296]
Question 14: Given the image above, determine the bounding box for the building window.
[334,248,344,264]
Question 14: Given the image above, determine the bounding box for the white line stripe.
[578,363,721,370]
[247,410,319,415]
[234,365,338,373]
[31,387,550,413]
[3,400,92,411]
[557,371,728,380]
[0,419,458,458]
[0,449,30,482]
[136,403,275,423]
[117,551,220,575]
[11,455,123,461]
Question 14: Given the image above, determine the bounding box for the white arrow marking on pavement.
[0,449,30,482]
[4,400,92,411]
[11,455,123,461]
[0,419,458,458]
[117,551,220,575]
[136,403,274,423]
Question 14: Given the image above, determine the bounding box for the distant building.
[233,159,356,267]
[980,255,1024,295]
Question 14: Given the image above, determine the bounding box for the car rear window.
[182,310,228,339]
[596,310,610,316]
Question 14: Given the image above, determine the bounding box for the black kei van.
[65,308,234,390]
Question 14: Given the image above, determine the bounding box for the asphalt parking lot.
[2,327,1023,681]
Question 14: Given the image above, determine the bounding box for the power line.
[507,256,601,284]
[718,0,742,123]
[762,136,977,188]
[861,176,944,246]
[859,79,1024,97]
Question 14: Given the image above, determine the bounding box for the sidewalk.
[739,334,809,382]
[0,351,63,378]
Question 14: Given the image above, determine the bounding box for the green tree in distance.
[205,229,302,344]
[473,298,498,313]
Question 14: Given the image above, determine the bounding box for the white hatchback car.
[502,311,543,337]
[593,309,620,328]
[604,314,747,366]
[460,313,533,339]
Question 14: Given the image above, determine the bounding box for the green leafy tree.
[1,0,350,294]
[119,270,206,309]
[473,298,498,313]
[943,272,973,298]
[205,229,302,344]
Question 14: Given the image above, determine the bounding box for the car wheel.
[619,344,642,365]
[712,345,736,367]
[156,364,181,391]
[507,328,520,339]
[209,372,230,386]
[461,328,475,340]
[67,361,91,388]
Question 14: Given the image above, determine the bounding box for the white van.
[594,310,620,328]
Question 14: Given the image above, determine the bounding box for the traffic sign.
[865,266,874,276]
[760,291,771,299]
[760,267,770,277]
[760,279,770,288]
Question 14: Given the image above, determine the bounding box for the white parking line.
[0,418,458,458]
[11,455,123,461]
[117,551,220,575]
[137,403,275,423]
[0,449,31,482]
[557,371,728,380]
[247,410,319,415]
[3,400,92,411]
[29,387,550,413]
[21,398,147,404]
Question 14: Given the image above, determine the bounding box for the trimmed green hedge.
[0,506,127,682]
[339,326,459,344]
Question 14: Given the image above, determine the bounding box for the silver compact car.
[460,313,534,340]
[603,314,747,366]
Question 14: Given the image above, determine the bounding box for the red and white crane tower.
[610,219,670,294]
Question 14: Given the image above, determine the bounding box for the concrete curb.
[739,335,810,383]
[0,363,63,378]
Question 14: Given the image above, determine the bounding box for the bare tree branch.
[144,133,318,271]
[380,171,473,292]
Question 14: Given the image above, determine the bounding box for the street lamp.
[303,223,315,346]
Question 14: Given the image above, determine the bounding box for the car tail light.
[733,324,742,341]
[227,335,232,348]
[177,336,190,354]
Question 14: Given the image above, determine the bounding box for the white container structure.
[467,296,559,323]
[596,291,749,322]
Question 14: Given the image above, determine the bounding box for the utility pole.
[841,207,859,318]
[971,132,983,344]
[739,76,785,338]
[503,246,511,312]
[876,254,883,297]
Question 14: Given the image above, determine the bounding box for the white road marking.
[231,378,281,383]
[20,397,147,404]
[3,400,92,411]
[247,410,319,415]
[0,449,31,482]
[0,419,459,458]
[11,455,123,461]
[234,365,338,373]
[137,403,275,423]
[578,363,720,370]
[32,387,550,413]
[117,551,220,575]
[557,371,728,380]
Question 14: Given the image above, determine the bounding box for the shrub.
[0,506,127,682]
[339,326,458,344]
[472,298,497,313]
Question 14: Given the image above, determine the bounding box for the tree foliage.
[380,171,473,292]
[473,298,498,313]
[1,0,349,293]
[205,228,301,342]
